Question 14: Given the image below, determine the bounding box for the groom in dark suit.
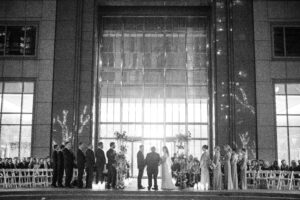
[145,146,160,191]
[137,144,145,189]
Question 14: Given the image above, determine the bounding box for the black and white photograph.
[0,0,299,199]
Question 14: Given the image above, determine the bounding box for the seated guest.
[39,158,45,169]
[296,160,300,171]
[186,155,194,187]
[191,158,200,185]
[250,160,259,171]
[289,160,297,171]
[22,158,29,168]
[261,160,270,170]
[12,158,18,168]
[7,158,15,169]
[270,160,279,170]
[171,158,180,178]
[46,157,51,168]
[43,159,49,169]
[28,157,35,169]
[0,158,3,169]
[280,160,289,171]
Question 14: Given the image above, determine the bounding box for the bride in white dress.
[161,146,176,190]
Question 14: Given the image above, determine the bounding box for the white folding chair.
[246,170,257,189]
[46,169,53,186]
[291,171,300,190]
[0,169,6,188]
[278,171,293,190]
[256,170,271,189]
[3,169,18,188]
[267,170,281,190]
[33,169,47,187]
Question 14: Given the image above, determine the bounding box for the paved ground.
[0,179,299,200]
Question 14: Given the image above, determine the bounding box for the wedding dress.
[161,154,176,190]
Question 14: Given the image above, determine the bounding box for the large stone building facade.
[0,0,299,176]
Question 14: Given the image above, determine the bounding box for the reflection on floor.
[92,178,196,191]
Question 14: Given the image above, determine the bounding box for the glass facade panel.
[98,15,209,176]
[275,83,300,163]
[0,81,34,158]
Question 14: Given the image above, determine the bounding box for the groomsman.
[63,142,75,188]
[95,142,106,184]
[51,144,58,187]
[106,142,117,189]
[77,142,86,188]
[57,144,65,187]
[86,143,95,189]
[137,145,145,189]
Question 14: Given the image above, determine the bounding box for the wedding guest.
[261,161,270,170]
[200,145,210,190]
[289,160,297,171]
[86,143,95,189]
[28,157,35,169]
[231,149,238,190]
[51,144,59,187]
[240,148,247,190]
[57,145,65,187]
[224,145,233,190]
[186,154,194,187]
[296,160,300,171]
[106,142,117,189]
[191,158,200,185]
[77,142,86,188]
[280,160,289,171]
[137,144,145,189]
[43,159,49,169]
[212,146,222,190]
[63,142,75,188]
[39,158,45,169]
[270,160,279,171]
[95,142,106,184]
[46,157,51,168]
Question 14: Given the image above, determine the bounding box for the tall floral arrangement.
[114,131,128,189]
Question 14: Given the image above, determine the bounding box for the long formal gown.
[224,151,233,190]
[161,154,176,190]
[240,154,248,190]
[200,151,210,190]
[231,153,238,190]
[213,151,222,190]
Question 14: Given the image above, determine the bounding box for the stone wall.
[254,0,300,161]
[0,0,56,158]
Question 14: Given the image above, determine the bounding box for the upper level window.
[0,23,37,57]
[272,26,300,58]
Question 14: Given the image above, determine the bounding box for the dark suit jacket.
[52,150,58,169]
[63,148,75,169]
[145,152,160,171]
[137,150,145,170]
[95,148,106,168]
[106,148,116,167]
[57,150,64,170]
[77,149,86,170]
[86,148,95,168]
